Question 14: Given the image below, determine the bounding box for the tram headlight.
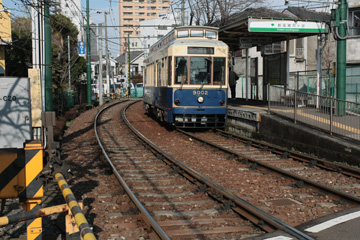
[197,96,204,103]
[219,99,225,105]
[175,99,180,105]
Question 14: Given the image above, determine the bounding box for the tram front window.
[175,57,188,84]
[190,57,212,85]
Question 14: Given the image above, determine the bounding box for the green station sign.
[248,18,326,33]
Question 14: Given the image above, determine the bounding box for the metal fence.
[234,67,360,103]
[268,85,360,141]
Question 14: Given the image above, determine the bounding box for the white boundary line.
[305,211,360,233]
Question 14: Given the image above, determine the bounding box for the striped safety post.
[55,172,96,240]
[22,141,44,240]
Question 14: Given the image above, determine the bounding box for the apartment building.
[0,0,11,76]
[118,0,171,54]
[55,0,83,41]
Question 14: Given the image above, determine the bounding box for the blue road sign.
[78,41,85,56]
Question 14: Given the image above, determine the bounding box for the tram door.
[156,61,161,103]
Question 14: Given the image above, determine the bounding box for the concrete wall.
[347,39,360,64]
[226,109,360,167]
[257,114,360,167]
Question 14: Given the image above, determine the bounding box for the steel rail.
[122,104,315,240]
[94,100,170,240]
[178,129,360,204]
[215,129,360,179]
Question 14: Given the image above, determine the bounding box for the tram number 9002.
[193,90,208,96]
[2,96,17,101]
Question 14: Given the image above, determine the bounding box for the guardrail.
[267,85,360,141]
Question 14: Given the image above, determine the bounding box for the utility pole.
[105,12,110,95]
[86,0,92,105]
[44,0,53,111]
[181,0,185,26]
[68,36,71,90]
[99,24,104,106]
[334,0,347,115]
[316,35,322,108]
[128,34,131,97]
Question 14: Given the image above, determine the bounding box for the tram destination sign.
[248,18,326,33]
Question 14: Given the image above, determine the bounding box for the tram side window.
[213,58,225,85]
[175,57,188,84]
[168,57,172,85]
[190,57,211,85]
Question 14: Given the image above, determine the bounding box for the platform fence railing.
[267,85,360,141]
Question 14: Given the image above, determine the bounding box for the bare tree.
[187,0,263,26]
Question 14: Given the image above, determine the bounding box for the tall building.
[55,0,83,41]
[140,13,176,57]
[118,0,171,54]
[90,23,98,57]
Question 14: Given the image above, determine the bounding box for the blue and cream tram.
[143,26,229,128]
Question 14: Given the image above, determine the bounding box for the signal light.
[175,99,180,105]
[219,100,225,105]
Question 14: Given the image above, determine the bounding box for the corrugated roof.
[115,51,144,64]
[284,7,330,22]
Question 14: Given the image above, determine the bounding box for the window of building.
[264,42,284,55]
[349,8,360,37]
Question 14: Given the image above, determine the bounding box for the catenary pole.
[86,0,92,105]
[105,13,110,95]
[99,24,104,106]
[44,0,53,111]
[128,34,131,97]
[68,36,71,90]
[336,0,347,115]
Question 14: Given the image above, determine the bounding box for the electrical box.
[0,77,32,148]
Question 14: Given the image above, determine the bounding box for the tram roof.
[175,26,219,31]
[173,38,228,47]
[216,7,330,51]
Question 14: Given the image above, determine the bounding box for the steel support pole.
[245,48,249,101]
[316,35,322,108]
[99,24,104,106]
[128,34,131,97]
[336,0,347,115]
[44,0,52,111]
[105,13,110,95]
[86,0,92,105]
[68,36,71,90]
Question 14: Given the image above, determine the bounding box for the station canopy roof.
[216,7,331,51]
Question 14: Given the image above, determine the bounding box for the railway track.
[177,129,360,203]
[95,101,317,239]
[127,101,360,229]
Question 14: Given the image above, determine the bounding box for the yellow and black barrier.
[0,203,70,227]
[0,141,43,199]
[55,172,96,240]
[0,141,44,240]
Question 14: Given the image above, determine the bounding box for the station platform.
[226,98,360,166]
[227,99,360,240]
[248,206,360,240]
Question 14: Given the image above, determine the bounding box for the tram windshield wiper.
[179,77,186,90]
[199,73,210,91]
